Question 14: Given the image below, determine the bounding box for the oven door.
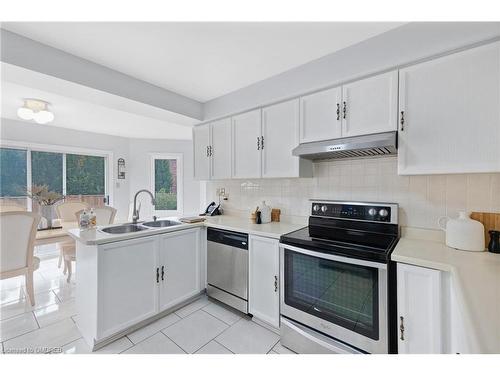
[280,244,387,354]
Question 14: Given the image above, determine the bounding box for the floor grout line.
[159,330,188,354]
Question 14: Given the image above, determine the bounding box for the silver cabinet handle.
[161,265,165,281]
[209,145,213,157]
[336,103,340,121]
[342,101,347,119]
[257,137,260,150]
[261,136,264,150]
[399,316,405,341]
[274,275,278,292]
[156,267,159,283]
[400,111,405,131]
[206,146,210,157]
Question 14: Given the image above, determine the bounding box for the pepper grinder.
[488,230,500,253]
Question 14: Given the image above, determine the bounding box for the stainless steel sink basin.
[101,224,150,234]
[142,219,182,228]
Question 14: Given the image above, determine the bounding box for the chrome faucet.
[132,189,156,224]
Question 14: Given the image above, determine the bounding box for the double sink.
[101,219,182,234]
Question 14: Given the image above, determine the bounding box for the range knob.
[321,205,328,213]
[379,208,389,218]
[313,205,320,212]
[368,208,377,216]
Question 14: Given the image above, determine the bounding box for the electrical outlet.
[220,188,225,195]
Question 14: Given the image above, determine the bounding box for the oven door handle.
[279,243,387,270]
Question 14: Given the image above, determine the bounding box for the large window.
[0,145,109,210]
[0,148,27,207]
[151,153,182,215]
[31,151,63,194]
[66,154,105,196]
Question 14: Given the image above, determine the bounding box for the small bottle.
[256,211,262,224]
[89,208,97,228]
[79,210,90,230]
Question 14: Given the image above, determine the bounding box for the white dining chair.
[0,212,41,306]
[55,201,89,277]
[59,206,117,283]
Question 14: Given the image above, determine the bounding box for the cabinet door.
[232,109,262,178]
[158,229,201,311]
[397,263,442,354]
[98,236,159,338]
[398,42,500,175]
[193,124,211,180]
[262,99,301,178]
[210,118,232,180]
[249,235,280,328]
[299,87,342,143]
[342,70,398,137]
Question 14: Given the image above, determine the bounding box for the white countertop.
[68,215,305,246]
[392,228,500,353]
[203,215,304,239]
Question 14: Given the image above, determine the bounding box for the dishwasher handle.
[207,228,248,250]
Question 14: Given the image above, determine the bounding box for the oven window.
[284,249,379,340]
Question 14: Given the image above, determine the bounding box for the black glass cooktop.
[280,217,399,263]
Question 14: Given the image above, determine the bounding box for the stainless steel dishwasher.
[207,228,248,313]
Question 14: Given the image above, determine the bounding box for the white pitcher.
[438,211,485,252]
[260,201,272,224]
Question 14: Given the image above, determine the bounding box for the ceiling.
[1,65,194,139]
[1,22,404,102]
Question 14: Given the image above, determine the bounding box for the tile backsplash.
[206,157,500,229]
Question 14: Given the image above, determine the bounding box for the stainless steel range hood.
[292,131,398,160]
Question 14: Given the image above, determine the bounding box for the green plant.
[155,191,177,210]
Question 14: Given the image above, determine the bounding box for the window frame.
[0,140,113,210]
[149,152,183,217]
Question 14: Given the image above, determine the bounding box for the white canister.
[438,212,485,252]
[260,201,272,224]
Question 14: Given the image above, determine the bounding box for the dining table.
[35,221,79,246]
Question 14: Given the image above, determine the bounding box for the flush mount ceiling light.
[17,98,55,124]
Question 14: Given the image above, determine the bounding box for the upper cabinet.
[342,70,398,137]
[299,87,342,143]
[193,124,210,180]
[398,42,500,175]
[262,99,312,178]
[210,118,232,180]
[232,109,263,179]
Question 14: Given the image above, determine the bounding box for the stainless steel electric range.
[279,200,399,354]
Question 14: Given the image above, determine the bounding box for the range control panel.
[311,201,398,223]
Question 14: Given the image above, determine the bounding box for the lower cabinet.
[99,236,160,339]
[158,228,201,311]
[397,263,442,353]
[78,228,202,347]
[248,235,280,329]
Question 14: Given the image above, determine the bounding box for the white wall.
[204,22,500,120]
[206,157,500,230]
[0,118,200,221]
[128,138,200,218]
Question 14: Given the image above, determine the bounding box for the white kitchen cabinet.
[262,99,312,178]
[342,70,398,137]
[158,228,201,311]
[231,109,262,178]
[76,228,202,349]
[98,236,160,339]
[193,124,211,180]
[249,235,280,328]
[299,86,342,143]
[397,263,442,354]
[210,118,232,180]
[398,41,500,175]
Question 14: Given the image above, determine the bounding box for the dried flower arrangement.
[26,184,65,206]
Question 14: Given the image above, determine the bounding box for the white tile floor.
[0,252,295,354]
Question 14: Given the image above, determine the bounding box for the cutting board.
[470,212,500,247]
